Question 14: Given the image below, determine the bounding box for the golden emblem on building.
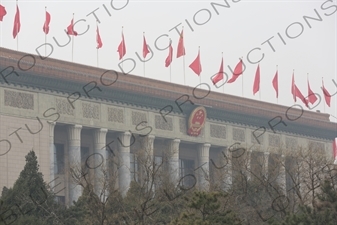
[187,106,206,137]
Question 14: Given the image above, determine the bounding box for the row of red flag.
[0,4,333,108]
[1,4,336,163]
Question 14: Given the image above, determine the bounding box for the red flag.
[165,42,173,67]
[66,19,78,36]
[12,5,20,39]
[295,85,309,107]
[212,57,224,85]
[43,11,51,34]
[0,4,7,21]
[333,139,337,162]
[227,59,243,83]
[143,35,150,58]
[96,26,102,49]
[117,31,126,60]
[189,49,202,76]
[253,64,260,95]
[322,80,331,107]
[307,78,317,104]
[292,73,308,107]
[291,73,296,102]
[272,70,278,98]
[177,29,185,58]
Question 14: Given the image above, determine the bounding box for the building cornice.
[0,47,336,140]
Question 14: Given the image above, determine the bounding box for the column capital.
[118,131,131,138]
[202,143,211,148]
[68,124,82,142]
[118,131,132,151]
[99,128,108,133]
[147,134,155,140]
[198,143,210,157]
[48,121,56,127]
[264,151,270,156]
[168,138,180,160]
[94,128,108,146]
[142,134,155,148]
[49,122,56,138]
[199,143,211,148]
[171,138,180,144]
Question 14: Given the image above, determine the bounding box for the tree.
[0,150,63,225]
[268,182,337,225]
[170,191,242,225]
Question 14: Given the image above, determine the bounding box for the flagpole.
[293,69,295,105]
[16,0,19,51]
[259,62,261,101]
[222,52,224,94]
[170,63,172,83]
[323,77,325,113]
[143,32,146,77]
[259,80,261,101]
[276,65,278,104]
[0,0,1,47]
[241,57,243,97]
[97,21,99,67]
[199,46,201,88]
[182,26,186,86]
[121,26,124,71]
[45,6,47,57]
[169,38,172,83]
[307,73,309,96]
[72,13,74,62]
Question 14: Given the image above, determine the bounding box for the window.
[209,159,215,185]
[179,159,195,188]
[107,150,116,179]
[153,156,163,189]
[81,147,90,162]
[81,147,90,174]
[130,153,138,182]
[54,144,64,174]
[154,156,163,171]
[55,196,65,205]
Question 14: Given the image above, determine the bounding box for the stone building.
[0,47,336,206]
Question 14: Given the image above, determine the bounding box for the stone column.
[168,139,180,185]
[263,152,269,180]
[141,135,155,191]
[223,147,232,191]
[197,143,211,191]
[246,150,252,181]
[49,122,56,191]
[118,131,132,197]
[278,155,287,195]
[67,124,82,205]
[93,128,108,200]
[142,135,155,164]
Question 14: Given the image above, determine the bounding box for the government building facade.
[0,47,336,206]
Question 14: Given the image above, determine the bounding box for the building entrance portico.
[51,123,236,205]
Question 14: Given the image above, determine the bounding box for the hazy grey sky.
[0,0,336,122]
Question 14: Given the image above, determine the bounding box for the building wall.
[0,114,50,190]
[0,85,334,202]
